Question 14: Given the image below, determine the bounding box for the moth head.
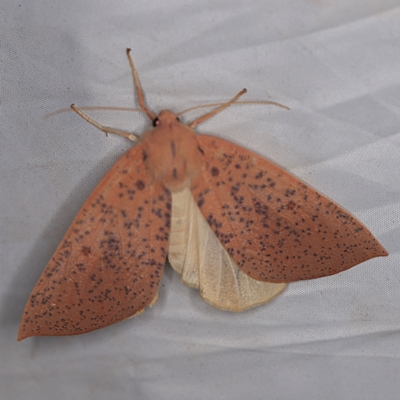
[153,110,181,127]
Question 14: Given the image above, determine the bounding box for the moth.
[18,49,388,340]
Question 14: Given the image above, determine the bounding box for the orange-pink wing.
[192,135,387,283]
[18,144,171,340]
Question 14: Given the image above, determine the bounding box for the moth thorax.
[143,126,203,191]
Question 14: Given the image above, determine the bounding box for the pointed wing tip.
[368,240,388,259]
[379,250,389,258]
[17,324,35,341]
[17,332,28,341]
[18,316,30,341]
[379,246,389,258]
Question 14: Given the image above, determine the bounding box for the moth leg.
[70,104,140,142]
[126,48,156,121]
[189,88,247,128]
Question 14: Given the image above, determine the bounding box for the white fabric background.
[2,1,400,399]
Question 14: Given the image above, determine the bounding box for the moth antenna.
[177,100,290,117]
[189,88,247,128]
[45,106,144,119]
[126,48,156,121]
[70,104,140,142]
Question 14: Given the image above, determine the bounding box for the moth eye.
[153,117,160,127]
[176,116,180,122]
